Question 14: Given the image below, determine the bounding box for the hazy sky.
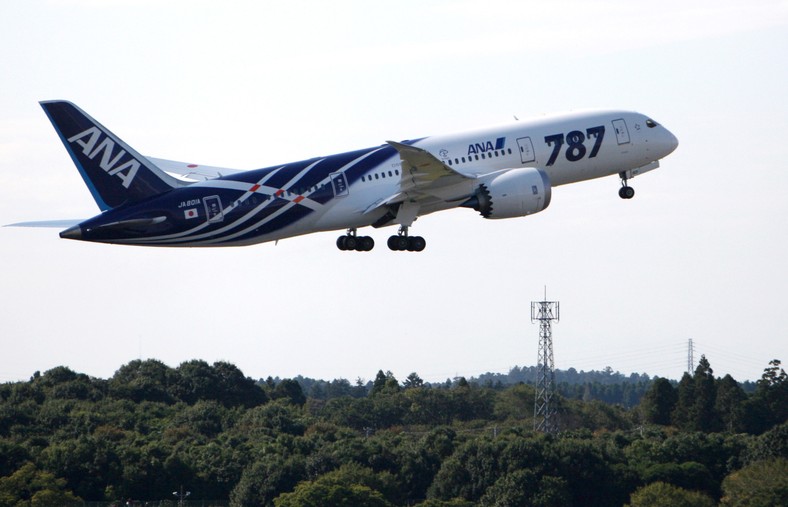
[2,1,787,383]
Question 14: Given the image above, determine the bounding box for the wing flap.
[361,142,474,218]
[386,141,472,194]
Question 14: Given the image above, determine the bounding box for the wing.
[374,141,473,209]
[147,157,242,182]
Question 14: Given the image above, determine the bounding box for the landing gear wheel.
[337,229,374,252]
[409,236,426,252]
[359,236,374,252]
[387,235,410,251]
[619,186,635,199]
[388,229,426,252]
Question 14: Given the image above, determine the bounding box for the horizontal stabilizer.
[147,157,242,182]
[5,219,83,228]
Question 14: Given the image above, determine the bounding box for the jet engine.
[462,167,552,219]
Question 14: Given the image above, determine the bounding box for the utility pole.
[687,338,695,375]
[532,289,559,434]
[173,485,190,507]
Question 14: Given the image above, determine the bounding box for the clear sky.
[1,1,787,384]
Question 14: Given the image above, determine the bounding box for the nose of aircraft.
[665,127,679,154]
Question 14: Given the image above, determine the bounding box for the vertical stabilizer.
[40,100,184,211]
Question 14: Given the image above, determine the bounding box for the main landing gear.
[618,172,635,200]
[335,226,427,253]
[336,228,374,252]
[387,226,426,252]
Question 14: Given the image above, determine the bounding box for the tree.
[627,482,714,507]
[714,374,746,433]
[273,463,397,507]
[672,372,695,429]
[640,377,677,425]
[0,462,82,506]
[640,462,716,498]
[744,421,788,463]
[479,470,570,507]
[690,356,718,432]
[230,455,306,507]
[720,458,788,506]
[108,359,176,404]
[272,379,306,406]
[370,371,400,397]
[758,359,786,387]
[403,372,424,389]
[428,438,505,501]
[750,359,788,430]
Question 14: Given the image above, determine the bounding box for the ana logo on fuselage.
[468,137,506,156]
[67,127,139,188]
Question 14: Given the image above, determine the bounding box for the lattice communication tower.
[532,296,559,434]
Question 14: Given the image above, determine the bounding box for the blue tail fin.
[40,100,184,211]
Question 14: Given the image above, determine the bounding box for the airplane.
[9,100,678,252]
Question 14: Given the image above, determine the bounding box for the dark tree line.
[0,358,785,506]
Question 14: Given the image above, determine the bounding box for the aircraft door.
[516,137,536,164]
[330,172,349,198]
[203,195,224,223]
[612,119,630,145]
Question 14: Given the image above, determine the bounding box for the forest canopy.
[0,357,785,506]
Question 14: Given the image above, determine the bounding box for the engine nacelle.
[464,168,552,219]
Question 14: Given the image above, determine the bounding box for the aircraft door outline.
[516,137,536,164]
[203,195,224,223]
[330,172,349,198]
[612,119,630,145]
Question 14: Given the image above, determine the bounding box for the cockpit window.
[645,119,658,128]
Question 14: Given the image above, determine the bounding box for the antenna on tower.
[532,289,559,434]
[687,338,695,375]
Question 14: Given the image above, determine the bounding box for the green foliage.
[272,378,306,406]
[0,462,82,507]
[715,374,747,433]
[626,481,715,507]
[230,454,306,507]
[744,421,788,463]
[479,469,570,506]
[640,377,677,425]
[0,357,785,505]
[720,457,788,506]
[274,463,397,507]
[746,359,788,433]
